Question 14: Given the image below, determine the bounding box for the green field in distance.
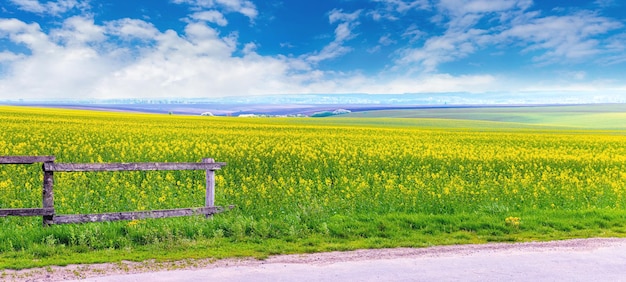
[340,104,626,129]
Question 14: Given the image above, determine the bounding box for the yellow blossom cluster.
[505,216,521,228]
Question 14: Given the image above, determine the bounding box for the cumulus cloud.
[190,10,228,26]
[0,15,348,99]
[105,19,161,41]
[0,17,120,99]
[51,16,106,46]
[0,19,54,53]
[8,0,89,16]
[0,51,25,62]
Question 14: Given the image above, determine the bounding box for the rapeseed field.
[1,106,625,268]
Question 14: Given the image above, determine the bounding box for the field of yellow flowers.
[1,105,626,268]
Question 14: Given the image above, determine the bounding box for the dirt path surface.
[4,237,626,281]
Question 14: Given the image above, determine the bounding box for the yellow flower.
[505,216,521,228]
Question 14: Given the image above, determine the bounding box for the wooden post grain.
[42,161,55,226]
[203,158,215,218]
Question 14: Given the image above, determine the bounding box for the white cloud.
[437,0,531,16]
[0,16,340,99]
[214,0,257,19]
[0,17,121,99]
[398,28,488,72]
[241,42,257,54]
[402,24,426,42]
[1,1,625,101]
[500,12,623,63]
[594,0,616,8]
[190,10,228,26]
[329,9,361,24]
[51,16,106,46]
[304,41,352,64]
[392,0,623,72]
[8,0,89,16]
[0,51,25,62]
[600,33,626,65]
[0,19,55,52]
[392,0,531,72]
[0,15,512,100]
[304,9,362,64]
[379,34,396,46]
[370,0,430,20]
[172,0,257,20]
[105,19,161,41]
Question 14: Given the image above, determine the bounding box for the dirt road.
[6,238,626,281]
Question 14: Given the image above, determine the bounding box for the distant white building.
[200,112,214,116]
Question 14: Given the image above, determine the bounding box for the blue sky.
[0,0,625,102]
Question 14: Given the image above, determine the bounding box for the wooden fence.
[0,156,230,226]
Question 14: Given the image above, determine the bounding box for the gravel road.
[5,237,626,281]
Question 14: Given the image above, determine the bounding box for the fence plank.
[44,162,226,172]
[204,159,215,206]
[42,169,55,226]
[52,206,231,224]
[204,158,215,218]
[0,208,54,217]
[0,156,55,164]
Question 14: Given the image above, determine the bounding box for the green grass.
[1,209,625,269]
[341,104,626,129]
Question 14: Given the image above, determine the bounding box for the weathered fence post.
[42,160,55,226]
[203,158,215,218]
[2,156,228,224]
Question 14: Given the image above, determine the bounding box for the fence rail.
[0,156,56,164]
[0,208,54,217]
[43,162,226,172]
[0,156,230,226]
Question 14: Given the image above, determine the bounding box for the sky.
[0,0,625,102]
